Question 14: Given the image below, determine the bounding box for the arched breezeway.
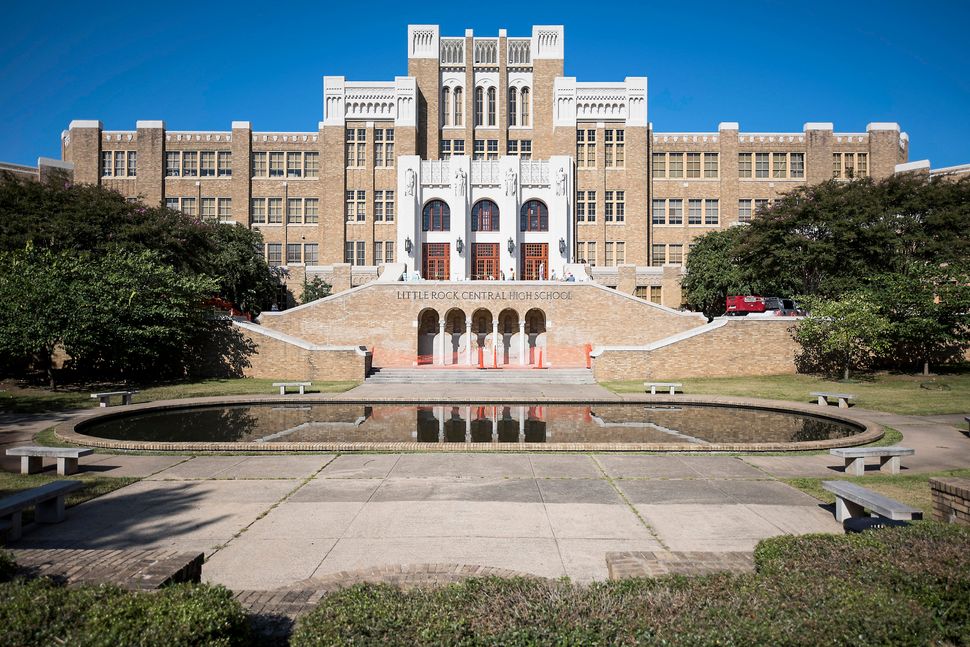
[412,307,547,367]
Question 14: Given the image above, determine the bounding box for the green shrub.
[0,550,15,582]
[0,579,251,646]
[293,523,970,646]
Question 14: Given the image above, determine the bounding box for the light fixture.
[507,237,515,254]
[405,236,413,254]
[559,237,566,254]
[456,236,464,254]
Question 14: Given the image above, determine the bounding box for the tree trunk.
[44,350,55,388]
[923,359,930,376]
[843,365,850,382]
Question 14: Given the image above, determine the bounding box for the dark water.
[79,403,861,445]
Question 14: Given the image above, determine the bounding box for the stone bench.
[0,480,83,543]
[644,382,683,395]
[822,480,923,524]
[90,390,139,407]
[830,446,915,476]
[272,382,312,395]
[810,391,855,408]
[6,446,94,475]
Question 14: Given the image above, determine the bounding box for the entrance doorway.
[422,243,450,280]
[520,243,548,280]
[472,243,500,280]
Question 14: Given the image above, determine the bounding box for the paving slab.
[637,504,787,552]
[537,478,622,504]
[244,502,366,539]
[389,453,534,479]
[82,454,190,477]
[529,455,602,479]
[740,454,843,478]
[288,478,381,503]
[680,456,768,479]
[558,539,665,582]
[594,455,692,479]
[372,478,541,503]
[317,454,400,479]
[183,479,299,503]
[711,479,821,506]
[215,455,333,479]
[744,504,842,535]
[616,479,731,505]
[313,536,567,580]
[341,501,554,538]
[205,538,338,590]
[544,503,653,540]
[146,456,250,480]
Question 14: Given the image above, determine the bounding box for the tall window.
[182,152,198,177]
[268,152,283,177]
[508,87,517,126]
[267,198,282,223]
[686,152,700,178]
[217,152,231,177]
[668,199,683,225]
[576,191,588,222]
[286,198,302,224]
[738,153,752,178]
[287,243,302,264]
[605,191,624,222]
[577,129,595,168]
[201,198,216,222]
[704,153,718,178]
[651,244,665,266]
[218,198,232,223]
[126,152,137,177]
[605,129,624,168]
[374,128,394,167]
[486,87,496,126]
[668,244,683,265]
[472,200,499,232]
[755,153,770,178]
[454,87,463,126]
[790,153,805,178]
[705,199,719,225]
[250,198,266,224]
[200,151,216,177]
[652,199,666,225]
[520,88,530,126]
[166,152,181,177]
[668,153,683,178]
[374,190,394,222]
[286,152,302,178]
[304,243,319,264]
[652,153,666,178]
[346,128,366,167]
[251,152,266,177]
[266,243,282,266]
[474,87,484,126]
[738,199,752,224]
[520,200,548,232]
[443,86,452,126]
[772,153,787,178]
[423,199,450,231]
[304,198,319,223]
[688,199,703,225]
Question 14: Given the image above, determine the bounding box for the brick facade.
[930,477,970,525]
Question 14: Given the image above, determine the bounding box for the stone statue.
[404,168,416,196]
[556,166,567,196]
[505,168,517,197]
[454,167,466,197]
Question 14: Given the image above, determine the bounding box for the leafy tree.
[793,292,893,381]
[681,227,755,318]
[202,224,281,315]
[301,276,332,303]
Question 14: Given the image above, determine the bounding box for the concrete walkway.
[1,396,968,591]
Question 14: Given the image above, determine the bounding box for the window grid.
[686,152,701,178]
[200,151,216,177]
[688,199,702,225]
[374,128,394,167]
[304,243,319,264]
[266,243,282,266]
[755,153,770,178]
[286,243,302,264]
[604,191,624,223]
[218,198,232,223]
[346,128,366,167]
[217,152,232,177]
[704,153,718,178]
[738,199,752,224]
[604,129,624,168]
[705,199,719,225]
[668,153,684,178]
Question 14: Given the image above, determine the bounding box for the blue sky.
[1,1,967,167]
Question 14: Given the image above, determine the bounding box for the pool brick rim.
[54,394,883,453]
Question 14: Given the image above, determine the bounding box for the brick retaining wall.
[930,477,970,525]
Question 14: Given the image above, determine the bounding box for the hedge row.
[0,578,250,646]
[293,523,970,646]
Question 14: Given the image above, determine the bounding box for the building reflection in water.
[415,405,548,443]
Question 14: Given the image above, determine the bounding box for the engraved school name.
[396,289,573,302]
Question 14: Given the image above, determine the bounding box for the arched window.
[442,87,452,126]
[471,200,500,232]
[520,87,530,127]
[520,200,548,232]
[423,200,450,232]
[474,87,484,127]
[487,87,496,126]
[454,87,463,125]
[508,87,518,127]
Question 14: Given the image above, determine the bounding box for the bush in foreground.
[293,523,970,646]
[0,578,250,646]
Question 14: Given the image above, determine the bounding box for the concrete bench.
[0,480,83,543]
[6,446,94,475]
[90,390,139,407]
[830,446,914,476]
[272,382,312,395]
[810,391,855,408]
[822,480,923,524]
[644,382,683,395]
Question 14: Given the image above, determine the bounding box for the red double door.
[422,243,449,280]
[520,243,548,280]
[471,243,500,280]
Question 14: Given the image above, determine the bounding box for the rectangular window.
[605,191,613,222]
[127,151,137,177]
[520,140,531,160]
[267,243,282,266]
[604,129,624,168]
[385,241,394,263]
[304,198,318,224]
[286,152,302,178]
[252,152,267,177]
[304,152,319,177]
[453,139,464,156]
[857,153,868,177]
[686,152,701,178]
[586,241,596,266]
[754,199,769,217]
[385,191,395,222]
[704,153,718,178]
[790,153,805,179]
[287,198,302,224]
[487,139,498,160]
[577,129,596,168]
[269,152,284,177]
[345,190,355,222]
[357,129,366,167]
[304,243,318,264]
[217,151,231,177]
[165,152,181,177]
[833,153,842,178]
[773,153,787,179]
[616,241,625,265]
[668,153,683,178]
[688,199,702,225]
[705,199,719,226]
[576,130,585,167]
[287,243,302,264]
[267,198,282,224]
[755,152,770,178]
[218,198,232,223]
[440,139,452,159]
[668,199,683,225]
[652,153,666,178]
[374,190,384,221]
[507,140,518,156]
[180,197,196,216]
[738,199,752,224]
[200,151,216,177]
[344,241,354,264]
[200,197,216,222]
[586,190,596,221]
[668,244,683,265]
[165,197,180,211]
[250,198,266,224]
[182,152,198,177]
[374,241,383,265]
[650,286,662,304]
[652,199,666,225]
[102,151,114,177]
[473,139,485,160]
[605,241,614,267]
[651,244,666,266]
[113,151,125,177]
[356,240,365,266]
[738,153,752,178]
[614,191,624,222]
[576,191,586,222]
[357,190,366,221]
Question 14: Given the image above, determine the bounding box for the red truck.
[725,295,804,316]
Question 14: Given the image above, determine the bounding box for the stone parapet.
[930,477,970,525]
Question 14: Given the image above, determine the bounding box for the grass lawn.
[602,370,970,415]
[0,378,358,414]
[785,467,970,514]
[0,472,137,523]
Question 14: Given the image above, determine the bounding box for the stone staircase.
[366,367,596,385]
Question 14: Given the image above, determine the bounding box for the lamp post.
[456,236,464,254]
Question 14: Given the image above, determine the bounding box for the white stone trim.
[231,121,252,129]
[895,160,930,173]
[37,157,74,170]
[803,122,834,131]
[136,120,164,129]
[233,320,368,356]
[866,122,900,131]
[718,122,740,131]
[69,120,101,129]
